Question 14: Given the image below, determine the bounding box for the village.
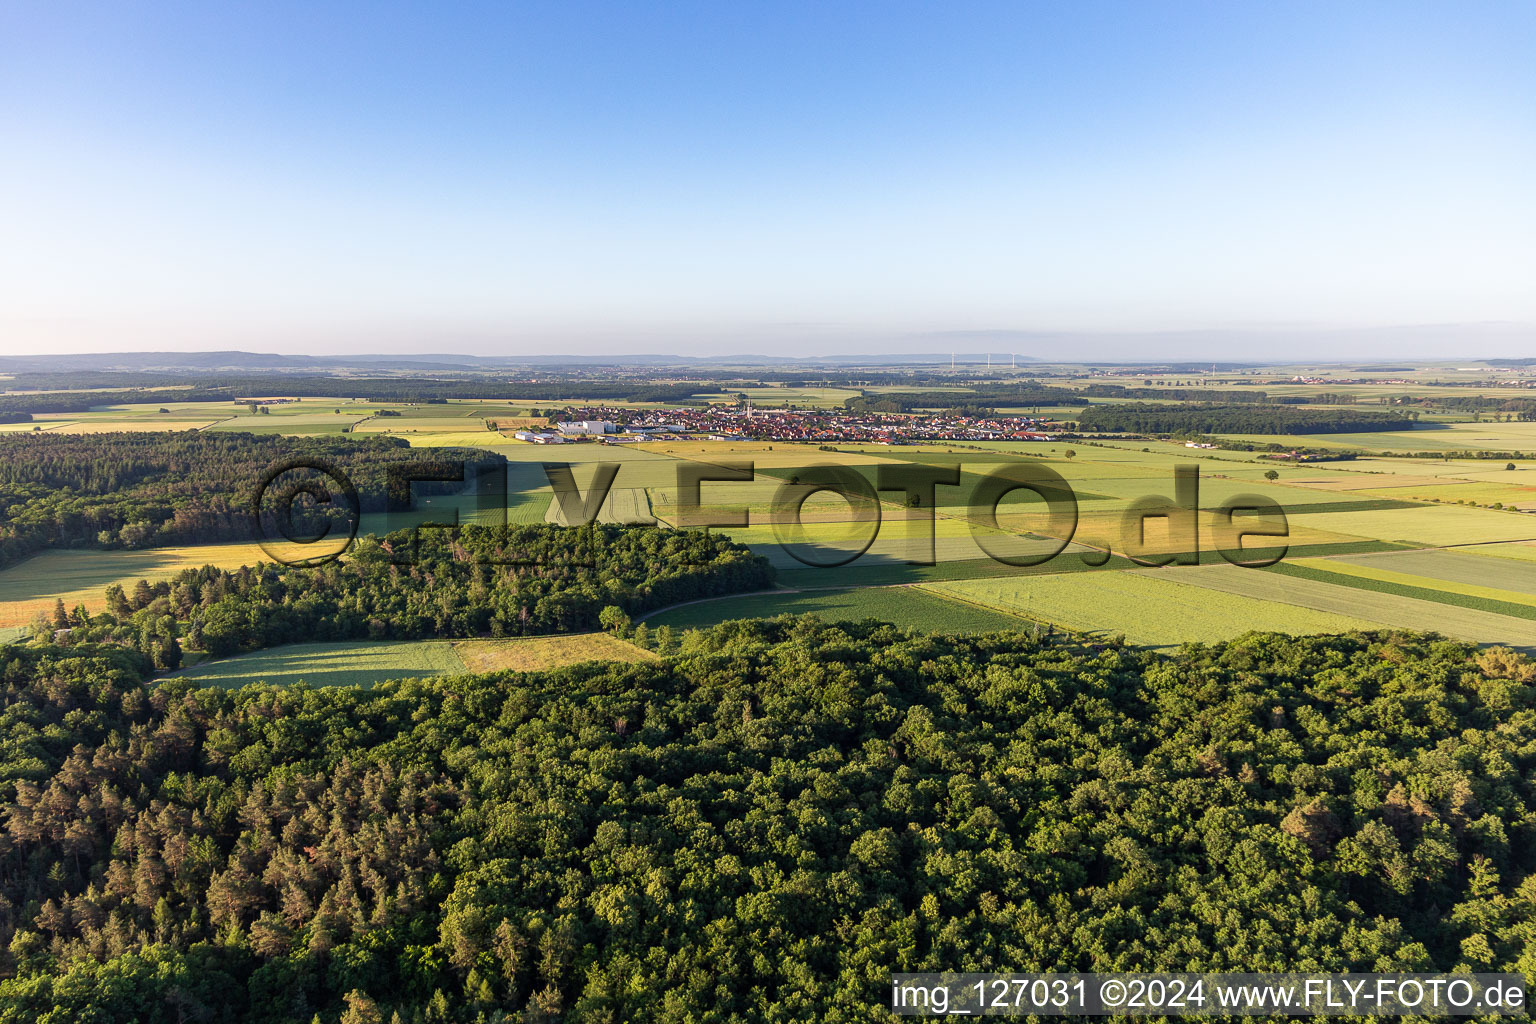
[506,402,1058,444]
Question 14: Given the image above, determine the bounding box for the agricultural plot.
[1147,563,1536,648]
[645,584,1030,633]
[1298,504,1536,546]
[48,419,225,433]
[403,430,519,448]
[1210,431,1448,451]
[1352,482,1536,507]
[354,416,491,434]
[737,386,862,408]
[0,542,271,627]
[1212,422,1536,454]
[1339,457,1536,480]
[1322,548,1536,597]
[166,640,467,688]
[452,633,657,673]
[0,420,66,433]
[1290,558,1536,611]
[921,570,1381,647]
[1463,542,1536,563]
[205,411,372,434]
[546,486,654,526]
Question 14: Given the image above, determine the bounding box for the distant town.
[507,403,1057,444]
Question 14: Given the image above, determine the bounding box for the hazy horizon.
[3,1,1533,360]
[3,322,1534,365]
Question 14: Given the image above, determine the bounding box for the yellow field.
[45,419,224,433]
[1463,542,1536,563]
[452,633,657,673]
[0,542,269,626]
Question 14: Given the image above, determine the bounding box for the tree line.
[843,384,1298,417]
[32,523,774,664]
[0,432,498,570]
[1077,403,1416,435]
[0,377,707,415]
[0,621,1531,1021]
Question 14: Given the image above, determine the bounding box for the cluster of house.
[509,419,618,444]
[509,407,1056,444]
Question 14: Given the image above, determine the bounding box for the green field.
[921,570,1383,646]
[166,640,468,688]
[1322,548,1536,596]
[645,585,1031,633]
[1149,563,1536,647]
[165,634,660,688]
[1464,541,1536,563]
[0,542,273,627]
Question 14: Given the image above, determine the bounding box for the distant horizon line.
[4,345,1536,372]
[3,321,1532,366]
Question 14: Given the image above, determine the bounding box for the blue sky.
[2,1,1533,358]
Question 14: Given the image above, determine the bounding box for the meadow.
[452,633,657,672]
[165,640,468,688]
[165,633,657,687]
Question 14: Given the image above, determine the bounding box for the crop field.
[138,633,661,688]
[1464,542,1536,563]
[452,633,657,673]
[1292,558,1536,611]
[47,418,225,433]
[737,386,862,408]
[167,640,468,687]
[1321,548,1536,596]
[645,584,1031,633]
[547,486,654,525]
[1294,504,1536,545]
[920,570,1382,646]
[1352,482,1536,506]
[206,411,374,434]
[0,542,273,627]
[1212,421,1536,453]
[1146,563,1536,647]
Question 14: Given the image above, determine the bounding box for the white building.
[555,420,616,435]
[513,431,567,444]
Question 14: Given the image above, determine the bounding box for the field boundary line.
[632,587,799,623]
[911,581,1038,628]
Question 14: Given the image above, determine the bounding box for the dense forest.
[1076,403,1417,435]
[0,621,1532,1021]
[34,523,775,664]
[0,433,499,570]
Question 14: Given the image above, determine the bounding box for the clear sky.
[2,1,1533,359]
